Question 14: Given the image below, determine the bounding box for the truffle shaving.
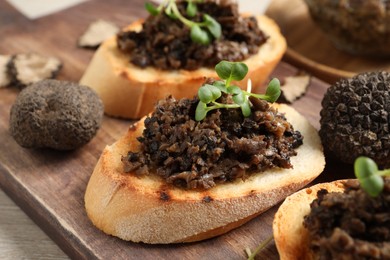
[0,55,11,87]
[279,72,311,103]
[8,53,62,88]
[78,20,119,48]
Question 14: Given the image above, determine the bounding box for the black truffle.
[319,72,390,167]
[10,79,104,150]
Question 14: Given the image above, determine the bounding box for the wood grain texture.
[0,189,68,260]
[266,0,390,77]
[0,0,355,259]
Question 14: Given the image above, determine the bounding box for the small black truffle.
[319,72,390,167]
[9,79,104,150]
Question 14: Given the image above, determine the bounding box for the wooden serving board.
[0,0,354,259]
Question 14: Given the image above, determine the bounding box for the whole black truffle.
[320,72,390,167]
[10,79,104,150]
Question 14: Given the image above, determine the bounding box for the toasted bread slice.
[84,104,325,244]
[79,15,287,119]
[273,180,347,260]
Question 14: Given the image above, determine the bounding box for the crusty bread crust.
[79,15,287,119]
[84,104,325,244]
[273,180,348,260]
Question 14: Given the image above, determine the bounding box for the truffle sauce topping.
[122,92,303,190]
[117,0,267,70]
[304,179,390,259]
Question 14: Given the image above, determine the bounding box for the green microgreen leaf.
[240,100,251,117]
[195,101,208,121]
[165,4,178,19]
[248,78,281,103]
[212,81,228,93]
[203,14,221,39]
[227,85,242,95]
[355,156,378,179]
[232,92,245,105]
[264,78,281,102]
[149,0,220,45]
[354,156,384,197]
[204,84,222,100]
[246,235,274,260]
[186,1,197,17]
[198,84,221,104]
[198,86,213,104]
[191,25,211,45]
[215,61,248,86]
[361,175,384,197]
[195,60,283,121]
[145,2,160,16]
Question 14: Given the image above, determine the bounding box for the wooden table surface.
[0,0,380,259]
[0,189,69,259]
[266,0,390,83]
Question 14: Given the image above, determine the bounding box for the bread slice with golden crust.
[79,15,287,119]
[84,104,325,244]
[273,180,347,260]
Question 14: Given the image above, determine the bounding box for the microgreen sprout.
[195,61,281,121]
[354,156,390,197]
[245,235,273,260]
[145,0,221,45]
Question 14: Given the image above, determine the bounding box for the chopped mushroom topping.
[117,1,267,70]
[78,19,119,48]
[7,53,62,88]
[122,95,303,190]
[304,179,390,259]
